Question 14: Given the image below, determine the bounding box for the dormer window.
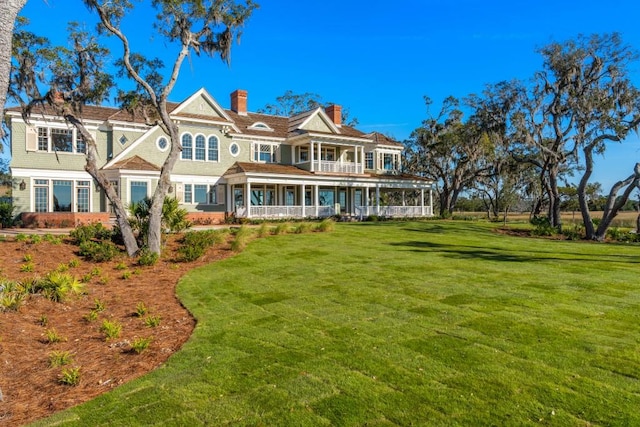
[248,122,273,132]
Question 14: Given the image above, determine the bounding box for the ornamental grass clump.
[100,319,122,341]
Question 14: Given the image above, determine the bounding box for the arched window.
[208,135,219,161]
[181,134,193,160]
[195,135,206,160]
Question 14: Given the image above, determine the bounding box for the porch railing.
[355,205,433,218]
[236,205,337,219]
[236,205,433,219]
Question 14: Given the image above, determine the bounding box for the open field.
[33,221,640,426]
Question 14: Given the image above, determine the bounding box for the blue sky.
[14,0,640,190]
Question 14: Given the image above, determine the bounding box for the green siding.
[180,97,222,118]
[280,145,292,164]
[302,115,333,133]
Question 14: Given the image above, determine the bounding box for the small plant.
[317,218,335,232]
[144,315,162,328]
[257,223,269,238]
[55,263,69,273]
[43,234,62,245]
[273,223,289,235]
[98,276,110,285]
[91,267,102,277]
[0,292,25,312]
[49,350,73,367]
[293,222,313,234]
[115,261,127,270]
[100,319,122,341]
[20,262,35,273]
[84,310,99,322]
[44,328,66,344]
[37,271,85,302]
[130,337,152,354]
[15,233,28,242]
[122,270,132,280]
[135,302,148,317]
[138,248,159,266]
[93,299,106,312]
[23,254,33,262]
[530,216,557,237]
[81,273,93,283]
[29,234,42,244]
[38,314,48,326]
[68,259,81,268]
[59,367,81,386]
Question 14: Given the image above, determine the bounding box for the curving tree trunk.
[0,0,27,139]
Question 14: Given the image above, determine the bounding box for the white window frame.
[36,126,86,155]
[181,132,222,162]
[251,142,279,163]
[182,183,220,205]
[30,178,93,213]
[156,136,169,152]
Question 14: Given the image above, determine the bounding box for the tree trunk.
[146,116,181,255]
[65,113,139,256]
[577,145,596,239]
[0,0,27,139]
[594,163,640,241]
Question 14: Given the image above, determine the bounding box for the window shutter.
[274,145,281,163]
[174,183,184,202]
[26,126,38,151]
[216,184,225,205]
[250,142,255,162]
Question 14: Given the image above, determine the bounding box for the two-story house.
[6,88,433,227]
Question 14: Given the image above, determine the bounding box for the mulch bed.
[0,233,233,426]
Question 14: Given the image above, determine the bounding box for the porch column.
[226,184,232,215]
[364,186,370,217]
[314,185,319,217]
[402,190,406,206]
[317,142,322,172]
[421,188,425,216]
[310,142,315,172]
[246,182,251,218]
[301,184,306,217]
[375,185,380,216]
[429,187,433,216]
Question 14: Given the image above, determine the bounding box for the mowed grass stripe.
[33,221,640,426]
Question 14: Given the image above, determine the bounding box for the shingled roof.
[105,155,160,171]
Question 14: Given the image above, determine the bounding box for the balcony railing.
[297,160,363,174]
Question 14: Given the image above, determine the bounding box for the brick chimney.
[325,105,342,127]
[230,89,248,115]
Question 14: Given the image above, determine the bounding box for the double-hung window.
[195,135,206,160]
[208,136,219,161]
[365,152,374,169]
[183,184,218,205]
[32,179,92,212]
[36,127,85,154]
[181,134,193,160]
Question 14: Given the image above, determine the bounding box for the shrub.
[562,225,584,241]
[23,254,33,262]
[100,319,122,341]
[59,367,81,386]
[273,223,289,235]
[0,201,15,228]
[37,272,85,302]
[93,299,106,312]
[129,196,191,247]
[43,234,62,245]
[114,261,127,270]
[84,310,99,322]
[49,350,73,367]
[530,216,557,237]
[317,218,335,232]
[293,222,313,234]
[19,262,34,272]
[138,248,159,266]
[130,337,152,354]
[257,223,270,237]
[0,292,25,312]
[135,302,148,317]
[44,328,66,344]
[144,315,162,328]
[78,240,120,262]
[177,230,218,262]
[70,223,113,244]
[68,259,81,268]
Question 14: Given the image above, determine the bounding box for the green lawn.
[35,221,640,426]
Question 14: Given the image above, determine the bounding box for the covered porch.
[224,163,433,220]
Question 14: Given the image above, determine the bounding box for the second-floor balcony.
[297,160,363,174]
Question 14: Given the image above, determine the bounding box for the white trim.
[228,134,286,142]
[12,168,93,179]
[170,174,222,184]
[229,142,240,157]
[247,121,274,131]
[128,178,152,204]
[295,108,341,135]
[105,125,161,167]
[156,135,169,152]
[170,87,234,123]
